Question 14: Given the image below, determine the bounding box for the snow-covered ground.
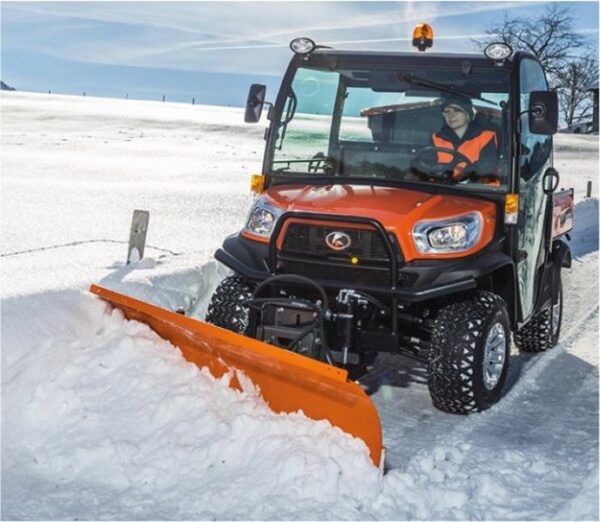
[1,91,598,520]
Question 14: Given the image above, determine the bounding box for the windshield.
[272,64,511,191]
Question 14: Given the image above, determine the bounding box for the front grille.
[281,258,391,287]
[277,221,408,288]
[282,223,390,262]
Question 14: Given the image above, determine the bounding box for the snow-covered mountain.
[1,81,16,91]
[1,91,598,520]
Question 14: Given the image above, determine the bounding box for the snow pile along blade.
[89,285,383,466]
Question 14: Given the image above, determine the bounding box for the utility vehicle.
[91,26,573,466]
[206,30,573,414]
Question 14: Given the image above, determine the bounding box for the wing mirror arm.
[518,104,546,119]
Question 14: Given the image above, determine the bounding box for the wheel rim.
[483,322,506,391]
[552,287,561,337]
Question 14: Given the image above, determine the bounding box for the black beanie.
[441,95,473,119]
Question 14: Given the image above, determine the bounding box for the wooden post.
[587,181,592,198]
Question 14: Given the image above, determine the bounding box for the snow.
[2,91,598,520]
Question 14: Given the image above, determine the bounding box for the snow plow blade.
[89,285,383,466]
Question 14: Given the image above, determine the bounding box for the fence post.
[127,210,150,264]
[162,95,165,102]
[587,181,592,198]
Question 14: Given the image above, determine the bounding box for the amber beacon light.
[412,23,434,51]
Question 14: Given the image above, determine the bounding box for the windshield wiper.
[276,89,298,150]
[399,73,498,106]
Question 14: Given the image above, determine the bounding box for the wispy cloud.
[1,0,589,77]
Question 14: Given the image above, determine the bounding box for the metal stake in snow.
[127,210,150,264]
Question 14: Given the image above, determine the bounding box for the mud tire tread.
[205,274,253,334]
[513,309,553,352]
[428,291,510,414]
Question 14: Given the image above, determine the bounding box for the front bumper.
[215,232,513,303]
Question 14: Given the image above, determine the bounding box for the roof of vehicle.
[306,48,538,67]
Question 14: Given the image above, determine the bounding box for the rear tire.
[514,280,562,352]
[428,291,511,414]
[205,274,253,334]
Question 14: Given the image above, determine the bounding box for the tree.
[475,5,587,79]
[475,4,597,127]
[555,53,598,127]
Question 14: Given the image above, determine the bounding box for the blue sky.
[1,1,598,107]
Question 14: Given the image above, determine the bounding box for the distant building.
[588,80,599,132]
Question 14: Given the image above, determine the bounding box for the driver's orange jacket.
[431,124,500,185]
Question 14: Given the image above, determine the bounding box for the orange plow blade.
[89,285,383,466]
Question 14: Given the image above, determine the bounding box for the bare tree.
[555,53,598,128]
[474,4,598,127]
[474,5,587,78]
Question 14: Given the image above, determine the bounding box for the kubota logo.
[325,231,352,251]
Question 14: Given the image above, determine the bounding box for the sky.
[1,1,598,107]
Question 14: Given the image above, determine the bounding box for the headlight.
[243,201,282,238]
[413,213,482,254]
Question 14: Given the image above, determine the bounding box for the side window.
[519,59,551,180]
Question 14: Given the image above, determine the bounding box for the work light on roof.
[484,42,513,62]
[290,37,316,55]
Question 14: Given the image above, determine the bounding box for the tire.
[205,274,254,334]
[514,280,562,352]
[428,291,511,414]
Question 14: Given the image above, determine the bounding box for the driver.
[424,95,500,185]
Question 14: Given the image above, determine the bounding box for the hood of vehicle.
[252,184,497,260]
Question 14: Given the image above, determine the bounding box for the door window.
[518,58,552,319]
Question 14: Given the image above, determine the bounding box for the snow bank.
[2,290,381,520]
[2,91,598,520]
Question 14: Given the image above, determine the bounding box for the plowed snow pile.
[1,92,598,520]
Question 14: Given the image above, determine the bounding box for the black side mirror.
[528,91,558,135]
[245,84,266,123]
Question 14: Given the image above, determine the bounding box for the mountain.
[1,81,16,91]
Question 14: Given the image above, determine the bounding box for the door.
[517,58,553,321]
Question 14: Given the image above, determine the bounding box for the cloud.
[0,1,563,76]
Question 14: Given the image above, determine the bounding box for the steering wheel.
[411,146,477,182]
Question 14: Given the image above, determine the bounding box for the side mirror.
[528,91,558,135]
[245,84,266,123]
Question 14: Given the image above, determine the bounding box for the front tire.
[428,291,511,414]
[205,274,253,334]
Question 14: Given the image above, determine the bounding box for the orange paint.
[249,184,496,261]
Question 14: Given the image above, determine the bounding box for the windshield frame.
[263,52,515,196]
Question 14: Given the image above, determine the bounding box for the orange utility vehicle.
[92,26,573,467]
[207,31,573,410]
